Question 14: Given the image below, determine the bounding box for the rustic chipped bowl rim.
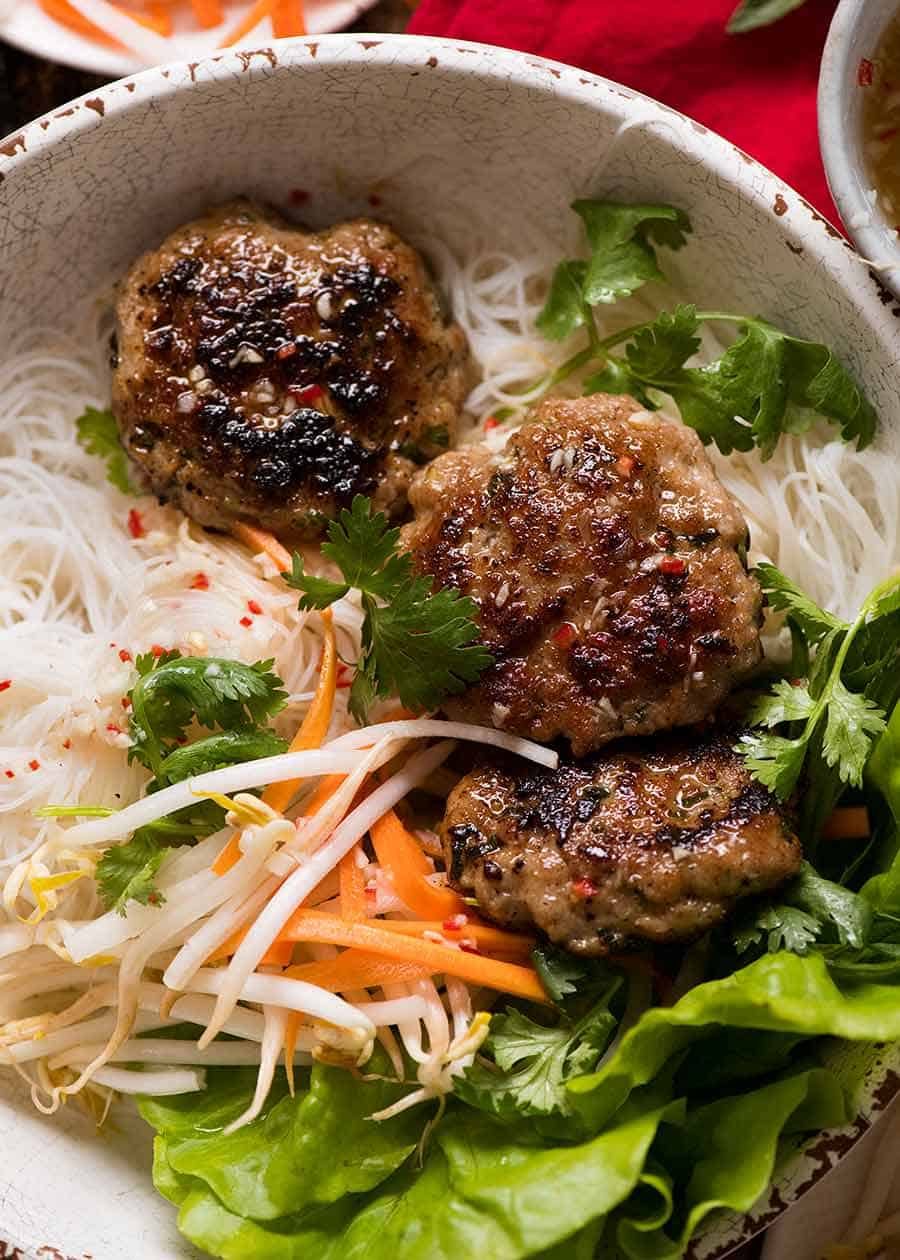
[1,32,900,1260]
[818,0,900,301]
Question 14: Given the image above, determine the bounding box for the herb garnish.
[95,651,288,913]
[284,496,492,724]
[532,200,876,459]
[75,406,135,495]
[738,565,900,841]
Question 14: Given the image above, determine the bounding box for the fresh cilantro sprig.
[283,496,493,723]
[75,406,135,495]
[128,651,288,777]
[531,200,877,460]
[737,565,900,840]
[733,862,872,956]
[95,651,288,914]
[456,951,621,1128]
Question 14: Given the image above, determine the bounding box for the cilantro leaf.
[727,0,810,35]
[533,200,878,460]
[75,406,136,495]
[536,260,590,341]
[733,863,872,957]
[95,655,288,914]
[747,679,816,729]
[456,980,619,1122]
[322,497,412,598]
[96,832,167,915]
[822,678,886,788]
[532,945,599,1005]
[284,497,492,723]
[624,304,701,380]
[736,728,809,799]
[360,581,492,717]
[738,569,895,837]
[573,200,691,306]
[128,654,287,776]
[282,553,349,610]
[755,563,846,645]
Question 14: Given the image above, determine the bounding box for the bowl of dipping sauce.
[819,0,900,296]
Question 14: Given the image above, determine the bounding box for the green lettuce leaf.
[568,950,900,1133]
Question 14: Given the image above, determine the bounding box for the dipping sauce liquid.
[861,10,900,236]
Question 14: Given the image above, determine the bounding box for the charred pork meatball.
[441,732,800,954]
[403,395,762,756]
[112,200,473,535]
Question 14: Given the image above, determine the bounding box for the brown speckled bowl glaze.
[1,34,899,1260]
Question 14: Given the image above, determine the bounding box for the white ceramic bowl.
[2,34,900,1260]
[819,0,900,298]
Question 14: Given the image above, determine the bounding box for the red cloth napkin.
[408,0,839,223]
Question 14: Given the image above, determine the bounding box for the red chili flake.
[106,724,121,735]
[552,621,578,648]
[368,192,382,207]
[4,770,14,779]
[62,739,72,750]
[336,662,353,689]
[239,615,253,628]
[190,572,210,591]
[858,58,874,86]
[289,187,310,206]
[0,680,10,693]
[483,415,500,431]
[247,599,263,615]
[877,126,899,141]
[291,382,324,404]
[458,938,480,954]
[121,697,132,710]
[28,759,40,771]
[276,342,297,361]
[657,634,670,652]
[660,555,686,576]
[127,508,145,539]
[443,914,468,932]
[150,644,166,657]
[118,648,132,663]
[615,454,636,477]
[572,877,598,899]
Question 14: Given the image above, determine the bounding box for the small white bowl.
[819,0,900,297]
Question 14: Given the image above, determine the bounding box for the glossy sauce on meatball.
[441,732,801,955]
[112,200,473,535]
[403,394,763,755]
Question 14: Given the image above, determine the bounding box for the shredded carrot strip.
[206,928,294,966]
[211,833,242,876]
[144,1,173,33]
[372,918,534,957]
[278,910,549,1002]
[370,808,467,920]
[219,0,277,44]
[39,0,170,44]
[190,0,222,26]
[284,1012,301,1095]
[339,846,368,921]
[271,0,305,36]
[263,611,337,814]
[230,522,293,574]
[822,806,870,841]
[285,949,431,991]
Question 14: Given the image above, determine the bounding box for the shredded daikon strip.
[61,748,368,848]
[331,719,558,768]
[188,968,375,1033]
